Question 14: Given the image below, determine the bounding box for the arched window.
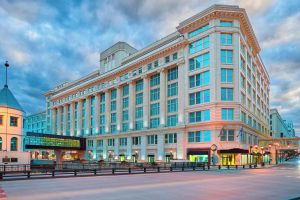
[0,137,2,151]
[11,137,18,151]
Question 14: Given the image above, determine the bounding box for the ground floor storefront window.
[241,154,248,165]
[119,154,126,161]
[221,153,235,165]
[187,149,209,163]
[147,155,155,163]
[189,155,208,162]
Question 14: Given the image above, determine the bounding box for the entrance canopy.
[218,148,249,154]
[24,132,86,150]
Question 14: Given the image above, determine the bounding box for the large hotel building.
[44,5,270,165]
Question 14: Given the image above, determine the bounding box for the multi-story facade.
[23,111,47,133]
[283,120,296,138]
[0,84,30,164]
[45,5,270,165]
[270,109,289,138]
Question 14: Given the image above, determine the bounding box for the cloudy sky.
[0,0,299,134]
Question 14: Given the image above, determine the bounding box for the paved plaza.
[1,158,300,200]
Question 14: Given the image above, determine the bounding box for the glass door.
[147,155,155,163]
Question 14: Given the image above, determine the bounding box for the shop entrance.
[132,154,138,163]
[165,155,171,163]
[147,155,155,163]
[119,154,126,161]
[221,154,235,165]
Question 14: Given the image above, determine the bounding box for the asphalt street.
[2,158,300,200]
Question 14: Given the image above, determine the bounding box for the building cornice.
[177,4,261,55]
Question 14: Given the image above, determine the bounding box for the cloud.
[0,0,299,135]
[262,12,300,48]
[234,0,276,14]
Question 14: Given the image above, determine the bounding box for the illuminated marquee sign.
[25,132,86,150]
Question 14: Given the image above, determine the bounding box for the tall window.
[189,110,210,123]
[221,88,233,101]
[150,103,160,116]
[241,111,246,123]
[150,118,160,128]
[240,57,246,72]
[188,24,209,38]
[189,90,210,105]
[168,67,178,81]
[189,71,210,88]
[167,115,177,127]
[10,116,18,127]
[221,69,233,83]
[147,135,158,145]
[123,85,129,96]
[165,133,177,144]
[135,107,143,119]
[119,138,127,146]
[123,97,129,108]
[167,99,178,113]
[220,21,233,27]
[136,93,143,105]
[150,88,160,101]
[11,137,18,151]
[167,83,178,97]
[189,53,210,71]
[220,33,233,45]
[165,56,170,63]
[189,36,210,54]
[188,131,211,142]
[136,80,144,91]
[222,108,234,120]
[132,136,141,145]
[220,130,235,141]
[107,139,115,146]
[221,50,233,64]
[150,74,160,87]
[0,137,2,151]
[0,115,3,125]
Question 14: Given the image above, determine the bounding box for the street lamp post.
[268,144,272,164]
[3,61,10,152]
[4,61,9,86]
[260,147,264,165]
[134,150,139,163]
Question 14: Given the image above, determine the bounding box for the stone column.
[51,108,57,134]
[176,132,184,159]
[63,104,68,135]
[116,87,122,132]
[70,102,75,136]
[103,138,107,160]
[57,106,62,135]
[233,32,240,102]
[94,93,100,135]
[105,91,111,134]
[128,81,135,130]
[157,134,164,161]
[126,136,132,160]
[77,100,82,136]
[159,69,166,126]
[177,60,185,125]
[115,137,119,160]
[140,135,147,161]
[85,96,91,135]
[142,76,149,129]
